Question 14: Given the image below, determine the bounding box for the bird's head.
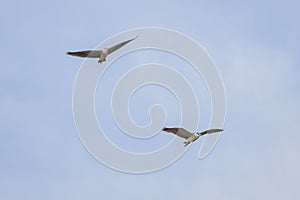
[102,48,109,54]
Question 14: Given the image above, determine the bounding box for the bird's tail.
[183,141,190,147]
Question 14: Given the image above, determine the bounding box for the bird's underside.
[67,36,138,63]
[162,127,223,146]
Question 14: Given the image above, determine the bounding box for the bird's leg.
[98,58,106,64]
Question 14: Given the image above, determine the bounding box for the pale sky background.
[1,0,300,199]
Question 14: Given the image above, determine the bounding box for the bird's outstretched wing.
[67,50,102,58]
[162,127,193,139]
[199,129,223,136]
[107,36,138,54]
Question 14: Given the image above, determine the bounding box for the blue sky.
[1,0,300,199]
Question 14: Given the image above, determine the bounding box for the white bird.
[162,127,223,146]
[67,36,138,63]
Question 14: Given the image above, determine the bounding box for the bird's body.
[162,127,223,146]
[67,36,138,63]
[99,48,109,63]
[184,133,200,146]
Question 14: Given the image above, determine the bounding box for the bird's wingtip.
[211,128,224,133]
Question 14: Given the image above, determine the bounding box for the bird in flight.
[162,127,223,146]
[67,36,138,63]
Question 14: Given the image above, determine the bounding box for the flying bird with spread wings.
[163,127,223,147]
[67,36,138,63]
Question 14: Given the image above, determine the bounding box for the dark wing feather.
[162,127,193,139]
[199,129,223,136]
[107,36,138,54]
[67,50,102,58]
